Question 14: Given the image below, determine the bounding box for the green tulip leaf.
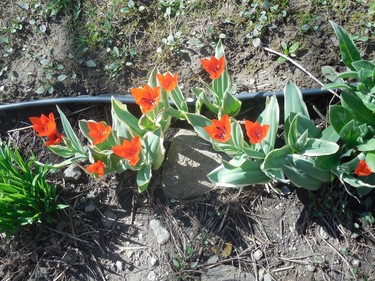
[56,106,85,154]
[112,97,143,135]
[339,120,362,145]
[257,95,279,154]
[329,20,361,70]
[208,159,270,187]
[148,67,158,88]
[282,164,323,190]
[144,127,165,170]
[329,105,354,133]
[366,152,375,172]
[139,113,158,131]
[137,164,152,192]
[284,81,310,121]
[357,139,375,152]
[185,113,212,142]
[321,125,340,142]
[170,86,188,112]
[220,89,241,117]
[285,154,332,182]
[262,145,293,183]
[341,91,375,125]
[299,138,339,156]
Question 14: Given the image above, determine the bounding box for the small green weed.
[299,13,321,34]
[158,0,185,17]
[158,31,183,53]
[0,141,67,235]
[104,45,137,79]
[239,0,288,47]
[172,244,200,280]
[36,48,68,95]
[46,0,81,20]
[278,41,300,62]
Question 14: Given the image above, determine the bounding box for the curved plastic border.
[0,89,333,111]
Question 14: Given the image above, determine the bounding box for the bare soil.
[0,1,375,281]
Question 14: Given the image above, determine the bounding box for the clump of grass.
[0,141,67,235]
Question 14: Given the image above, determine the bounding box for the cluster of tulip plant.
[30,22,374,196]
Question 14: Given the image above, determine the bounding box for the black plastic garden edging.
[0,88,333,111]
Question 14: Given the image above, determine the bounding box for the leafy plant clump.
[28,21,374,199]
[0,141,67,234]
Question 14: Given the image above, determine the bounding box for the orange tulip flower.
[355,160,372,176]
[204,114,231,143]
[245,121,269,144]
[112,136,142,166]
[156,72,178,92]
[87,121,112,145]
[29,113,58,137]
[130,85,161,114]
[201,56,225,80]
[45,132,64,146]
[30,112,63,146]
[86,160,105,177]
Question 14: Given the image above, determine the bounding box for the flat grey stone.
[352,259,360,267]
[263,273,272,281]
[63,164,82,182]
[319,226,329,240]
[201,265,256,281]
[115,260,124,271]
[253,249,263,261]
[162,129,225,200]
[149,219,170,245]
[149,256,158,266]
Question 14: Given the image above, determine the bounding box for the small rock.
[253,249,263,261]
[263,273,272,281]
[0,264,7,278]
[281,185,291,195]
[63,164,82,182]
[116,260,124,271]
[149,219,170,245]
[258,268,265,281]
[86,190,96,198]
[126,250,134,258]
[201,265,255,281]
[306,264,316,272]
[102,210,117,228]
[84,204,96,213]
[147,271,157,281]
[319,226,330,240]
[162,129,227,199]
[207,255,219,264]
[149,256,158,266]
[352,259,361,267]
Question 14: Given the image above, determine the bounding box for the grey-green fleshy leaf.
[329,20,361,70]
[56,106,85,154]
[284,81,310,121]
[137,164,151,192]
[208,159,270,187]
[299,138,339,156]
